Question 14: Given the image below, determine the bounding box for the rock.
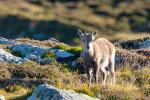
[11,44,47,57]
[28,84,99,100]
[11,44,54,64]
[11,44,74,58]
[115,37,150,49]
[140,40,150,49]
[135,49,150,56]
[48,37,60,43]
[50,49,74,58]
[115,49,150,69]
[11,44,75,64]
[0,49,27,64]
[0,95,5,100]
[0,37,16,45]
[26,54,54,64]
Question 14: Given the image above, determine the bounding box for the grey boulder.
[0,95,5,100]
[28,84,100,100]
[140,40,150,49]
[11,44,47,57]
[0,48,27,64]
[0,37,16,45]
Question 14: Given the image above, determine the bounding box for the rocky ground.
[0,37,149,100]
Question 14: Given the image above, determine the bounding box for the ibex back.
[78,30,116,86]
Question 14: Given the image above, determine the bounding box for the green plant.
[5,85,24,93]
[75,84,94,97]
[12,51,23,57]
[134,68,150,86]
[54,43,82,54]
[41,51,56,59]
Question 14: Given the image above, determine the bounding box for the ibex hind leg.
[101,60,109,86]
[109,56,116,85]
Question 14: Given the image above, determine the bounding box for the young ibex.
[78,30,116,85]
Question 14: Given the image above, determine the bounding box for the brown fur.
[78,30,116,85]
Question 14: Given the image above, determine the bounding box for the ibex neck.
[83,42,94,56]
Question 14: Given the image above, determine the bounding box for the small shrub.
[91,84,101,97]
[117,69,134,82]
[4,48,11,53]
[41,51,56,59]
[101,84,142,100]
[75,84,94,97]
[49,61,70,74]
[12,51,23,57]
[54,44,70,50]
[134,68,150,86]
[23,60,37,66]
[68,47,82,54]
[5,85,24,93]
[55,79,63,88]
[141,85,150,97]
[0,69,11,79]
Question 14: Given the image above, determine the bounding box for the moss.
[4,48,11,53]
[41,51,56,59]
[12,51,23,57]
[53,43,82,54]
[68,47,82,54]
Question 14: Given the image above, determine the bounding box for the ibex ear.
[92,32,97,39]
[78,29,84,37]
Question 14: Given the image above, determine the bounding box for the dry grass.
[0,85,32,100]
[0,56,149,100]
[0,37,149,99]
[0,1,149,98]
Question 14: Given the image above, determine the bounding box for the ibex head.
[78,29,97,50]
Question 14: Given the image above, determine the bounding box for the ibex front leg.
[93,64,100,84]
[87,68,92,86]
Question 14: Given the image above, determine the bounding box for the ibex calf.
[78,30,116,85]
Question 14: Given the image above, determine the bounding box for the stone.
[50,49,74,58]
[0,95,5,100]
[0,37,16,45]
[140,40,150,49]
[11,44,75,64]
[0,48,27,64]
[11,44,47,57]
[28,84,100,100]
